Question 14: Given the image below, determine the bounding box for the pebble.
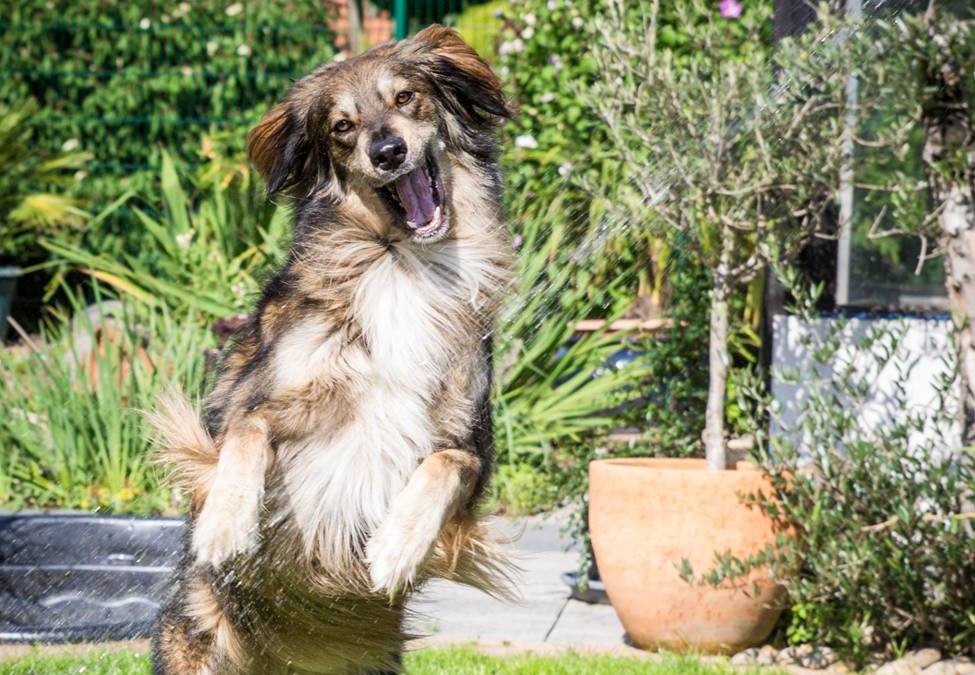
[778,645,806,666]
[756,644,779,665]
[877,650,943,675]
[731,644,975,675]
[730,645,779,666]
[731,648,760,666]
[922,660,975,675]
[800,647,838,669]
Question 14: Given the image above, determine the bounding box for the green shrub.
[639,247,711,456]
[0,291,211,514]
[493,190,652,477]
[489,461,561,515]
[448,0,507,61]
[727,277,975,664]
[0,99,90,263]
[45,150,290,322]
[0,0,335,207]
[1,147,288,514]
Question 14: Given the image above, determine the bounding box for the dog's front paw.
[192,492,261,568]
[366,515,438,596]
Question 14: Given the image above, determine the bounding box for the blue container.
[0,266,22,341]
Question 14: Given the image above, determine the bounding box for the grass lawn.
[0,646,782,675]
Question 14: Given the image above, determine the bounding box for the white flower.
[558,162,573,177]
[73,170,88,182]
[61,138,80,152]
[572,16,584,29]
[177,2,191,15]
[236,43,252,57]
[547,0,557,9]
[225,2,243,16]
[515,135,538,149]
[175,230,194,249]
[510,38,524,53]
[139,17,151,30]
[180,65,193,77]
[523,12,537,25]
[521,26,535,40]
[498,41,514,56]
[499,66,510,77]
[539,92,556,104]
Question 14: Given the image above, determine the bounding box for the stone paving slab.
[545,598,625,646]
[408,511,627,647]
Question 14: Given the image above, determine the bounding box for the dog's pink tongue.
[394,167,437,226]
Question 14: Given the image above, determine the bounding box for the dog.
[150,25,515,675]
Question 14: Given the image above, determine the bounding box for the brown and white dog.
[150,26,514,675]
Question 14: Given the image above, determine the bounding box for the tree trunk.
[703,231,733,470]
[347,0,362,55]
[921,25,975,447]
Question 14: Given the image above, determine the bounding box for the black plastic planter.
[0,266,22,341]
[0,514,184,643]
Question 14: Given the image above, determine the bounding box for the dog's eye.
[333,119,354,133]
[395,90,414,106]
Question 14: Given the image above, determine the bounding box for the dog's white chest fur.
[277,242,481,564]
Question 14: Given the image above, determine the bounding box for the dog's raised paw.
[192,492,261,568]
[365,518,436,596]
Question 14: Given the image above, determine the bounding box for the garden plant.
[590,0,848,470]
[728,269,975,665]
[0,99,89,265]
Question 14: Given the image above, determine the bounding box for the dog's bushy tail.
[147,389,218,510]
[430,515,521,602]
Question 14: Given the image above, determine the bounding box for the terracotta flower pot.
[589,457,787,654]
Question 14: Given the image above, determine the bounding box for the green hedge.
[0,0,336,200]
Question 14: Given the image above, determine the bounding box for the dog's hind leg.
[192,417,272,568]
[366,449,480,594]
[153,572,246,675]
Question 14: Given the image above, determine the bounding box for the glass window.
[835,0,973,311]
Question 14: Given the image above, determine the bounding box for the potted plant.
[0,99,88,338]
[584,0,850,653]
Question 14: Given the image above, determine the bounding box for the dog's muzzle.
[378,153,449,243]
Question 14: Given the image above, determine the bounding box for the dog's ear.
[412,25,513,129]
[248,102,331,195]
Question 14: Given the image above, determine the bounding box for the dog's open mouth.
[378,157,449,242]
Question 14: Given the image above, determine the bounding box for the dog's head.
[247,26,511,243]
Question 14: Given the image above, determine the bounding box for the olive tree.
[589,0,849,469]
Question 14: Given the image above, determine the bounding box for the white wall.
[771,314,959,458]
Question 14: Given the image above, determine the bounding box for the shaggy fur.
[150,26,514,675]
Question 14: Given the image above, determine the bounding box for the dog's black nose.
[369,136,407,171]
